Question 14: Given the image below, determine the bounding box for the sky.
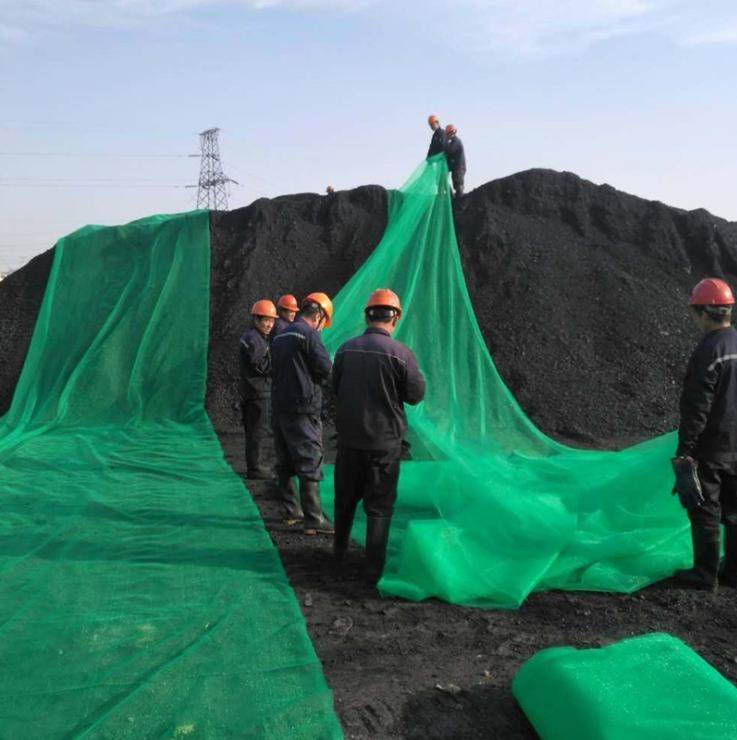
[1,0,736,271]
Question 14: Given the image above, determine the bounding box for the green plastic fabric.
[322,154,690,608]
[0,212,342,738]
[512,633,737,739]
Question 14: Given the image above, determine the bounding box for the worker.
[426,114,446,158]
[239,299,278,480]
[270,292,335,535]
[672,277,737,590]
[274,294,299,337]
[332,289,426,582]
[444,124,466,197]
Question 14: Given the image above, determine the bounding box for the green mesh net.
[0,212,342,738]
[322,155,690,608]
[512,633,737,739]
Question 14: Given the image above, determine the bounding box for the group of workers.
[239,289,425,582]
[426,115,466,197]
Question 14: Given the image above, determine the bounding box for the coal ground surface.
[4,169,737,444]
[221,432,737,740]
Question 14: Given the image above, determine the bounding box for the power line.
[0,152,189,158]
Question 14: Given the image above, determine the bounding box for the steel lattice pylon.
[191,128,237,210]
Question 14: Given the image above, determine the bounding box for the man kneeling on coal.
[332,289,425,582]
[672,277,737,590]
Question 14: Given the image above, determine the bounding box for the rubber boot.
[720,525,737,588]
[333,496,359,563]
[365,516,391,584]
[675,523,720,591]
[300,480,334,536]
[278,475,303,526]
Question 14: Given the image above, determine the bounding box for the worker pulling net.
[322,154,688,608]
[0,213,341,738]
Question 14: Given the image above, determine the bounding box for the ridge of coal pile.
[207,186,388,430]
[455,168,737,445]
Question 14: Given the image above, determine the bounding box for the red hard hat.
[365,288,402,317]
[689,278,735,306]
[445,124,457,136]
[304,292,334,328]
[428,114,439,126]
[277,294,299,312]
[251,299,278,318]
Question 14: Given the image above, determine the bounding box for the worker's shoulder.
[338,331,416,362]
[272,319,311,343]
[240,326,262,344]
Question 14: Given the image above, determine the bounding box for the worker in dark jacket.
[273,294,299,337]
[240,299,278,479]
[672,278,737,590]
[427,114,446,158]
[332,289,426,582]
[444,124,466,197]
[271,292,334,535]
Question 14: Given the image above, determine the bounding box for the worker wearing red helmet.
[273,294,299,337]
[672,277,737,590]
[332,289,425,582]
[444,124,466,197]
[270,292,335,535]
[239,299,278,479]
[426,114,447,159]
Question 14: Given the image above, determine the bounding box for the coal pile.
[3,168,737,447]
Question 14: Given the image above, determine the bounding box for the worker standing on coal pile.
[240,299,278,480]
[444,124,466,197]
[270,292,335,535]
[672,278,737,591]
[426,114,446,158]
[332,289,426,583]
[273,294,299,337]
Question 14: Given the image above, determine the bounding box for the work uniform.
[272,316,291,338]
[677,325,737,583]
[239,326,272,478]
[271,316,333,528]
[332,326,426,579]
[444,135,466,197]
[427,126,447,158]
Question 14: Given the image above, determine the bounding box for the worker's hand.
[670,456,705,510]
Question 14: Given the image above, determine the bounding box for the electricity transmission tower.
[188,128,238,210]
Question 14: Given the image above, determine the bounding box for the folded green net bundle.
[512,633,737,739]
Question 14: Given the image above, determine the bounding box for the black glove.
[671,456,705,510]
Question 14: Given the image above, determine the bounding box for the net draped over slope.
[322,156,690,608]
[0,213,341,738]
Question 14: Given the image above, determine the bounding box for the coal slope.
[455,169,737,445]
[0,250,54,416]
[207,187,387,431]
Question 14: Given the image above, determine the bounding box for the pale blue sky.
[1,0,736,271]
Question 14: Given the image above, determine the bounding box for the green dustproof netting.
[512,632,737,739]
[0,212,342,738]
[322,154,690,608]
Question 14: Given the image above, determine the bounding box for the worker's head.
[326,185,335,195]
[689,278,734,331]
[300,292,333,331]
[428,114,440,131]
[445,124,457,138]
[251,299,278,335]
[277,294,299,323]
[365,288,402,334]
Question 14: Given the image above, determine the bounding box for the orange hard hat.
[365,288,402,317]
[251,299,278,318]
[304,292,334,328]
[689,278,735,306]
[277,294,299,312]
[445,123,457,136]
[428,114,439,126]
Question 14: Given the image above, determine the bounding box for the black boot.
[333,496,359,563]
[365,516,391,584]
[720,525,737,588]
[300,480,333,535]
[277,475,303,525]
[675,523,720,591]
[246,439,273,480]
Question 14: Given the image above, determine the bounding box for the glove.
[671,456,705,510]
